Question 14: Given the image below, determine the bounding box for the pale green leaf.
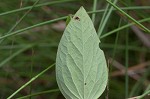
[56,6,108,99]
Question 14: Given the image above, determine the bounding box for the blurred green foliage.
[0,0,150,99]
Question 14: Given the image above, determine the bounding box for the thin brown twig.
[109,58,150,86]
[111,61,150,77]
[131,25,150,48]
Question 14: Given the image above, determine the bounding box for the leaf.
[56,6,108,99]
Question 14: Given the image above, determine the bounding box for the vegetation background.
[0,0,150,99]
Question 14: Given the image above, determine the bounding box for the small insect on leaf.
[56,6,108,99]
[74,16,80,21]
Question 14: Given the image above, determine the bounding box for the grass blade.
[0,45,33,68]
[97,3,110,33]
[106,0,150,33]
[125,27,129,98]
[100,17,150,39]
[16,89,59,99]
[7,63,55,99]
[92,0,98,23]
[0,16,67,40]
[0,0,76,16]
[98,0,118,36]
[1,6,150,40]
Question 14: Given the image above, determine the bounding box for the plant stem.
[7,63,55,99]
[0,16,67,40]
[92,0,98,23]
[106,0,150,33]
[100,18,150,39]
[16,89,59,99]
[0,0,76,16]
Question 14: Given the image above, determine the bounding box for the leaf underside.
[56,6,108,99]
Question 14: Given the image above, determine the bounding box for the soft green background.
[0,0,150,99]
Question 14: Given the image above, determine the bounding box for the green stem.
[138,90,150,99]
[17,89,59,99]
[1,7,150,40]
[0,0,76,16]
[0,16,67,40]
[7,63,55,99]
[92,0,98,23]
[97,3,110,33]
[125,27,129,98]
[0,45,34,68]
[106,0,150,33]
[7,0,40,34]
[98,0,118,36]
[100,17,150,39]
[88,6,150,14]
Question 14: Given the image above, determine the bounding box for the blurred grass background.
[0,0,150,99]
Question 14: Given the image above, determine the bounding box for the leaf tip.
[79,6,85,11]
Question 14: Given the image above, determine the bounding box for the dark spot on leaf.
[74,16,80,21]
[84,83,86,85]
